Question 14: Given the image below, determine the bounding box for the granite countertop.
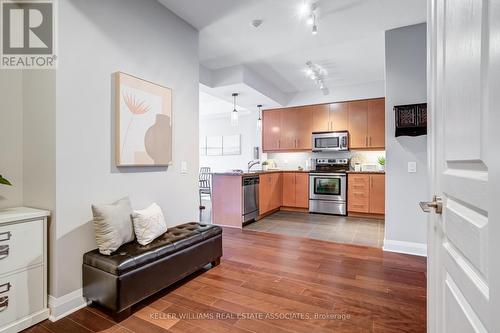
[213,170,310,176]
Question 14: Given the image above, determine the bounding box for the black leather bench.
[82,222,222,318]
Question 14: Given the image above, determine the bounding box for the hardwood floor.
[25,228,426,333]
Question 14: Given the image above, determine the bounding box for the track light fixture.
[298,1,319,35]
[305,61,329,95]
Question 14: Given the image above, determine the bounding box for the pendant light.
[231,93,239,126]
[256,104,263,132]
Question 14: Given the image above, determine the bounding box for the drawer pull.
[0,282,11,294]
[0,296,8,312]
[0,245,8,260]
[0,231,11,242]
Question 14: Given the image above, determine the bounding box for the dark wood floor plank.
[25,227,426,332]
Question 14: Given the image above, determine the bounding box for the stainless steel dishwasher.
[242,175,259,223]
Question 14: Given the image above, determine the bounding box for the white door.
[427,0,499,332]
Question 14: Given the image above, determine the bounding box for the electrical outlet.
[408,162,417,173]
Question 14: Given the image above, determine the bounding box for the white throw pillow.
[91,197,135,255]
[132,203,167,246]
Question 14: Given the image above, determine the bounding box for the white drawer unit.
[0,207,49,333]
[0,221,43,275]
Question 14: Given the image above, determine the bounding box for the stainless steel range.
[309,158,349,216]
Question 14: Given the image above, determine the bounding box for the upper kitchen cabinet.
[329,102,349,131]
[311,104,330,132]
[263,107,311,152]
[280,107,299,150]
[262,109,282,151]
[263,98,385,152]
[348,98,385,149]
[348,100,369,149]
[295,107,312,149]
[367,99,385,148]
[311,103,348,132]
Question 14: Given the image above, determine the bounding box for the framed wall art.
[115,72,172,166]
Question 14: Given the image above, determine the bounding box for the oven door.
[309,173,347,201]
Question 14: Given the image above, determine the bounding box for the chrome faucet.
[247,160,261,172]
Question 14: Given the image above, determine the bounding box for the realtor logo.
[1,0,56,69]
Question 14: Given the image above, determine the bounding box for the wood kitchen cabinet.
[259,173,282,215]
[348,100,369,149]
[348,173,385,216]
[369,174,385,214]
[311,104,330,132]
[262,109,282,151]
[330,102,349,131]
[311,103,348,132]
[348,98,385,149]
[263,107,311,151]
[263,98,384,151]
[282,172,309,209]
[367,99,385,148]
[280,107,312,150]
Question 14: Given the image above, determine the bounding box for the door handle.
[420,195,443,214]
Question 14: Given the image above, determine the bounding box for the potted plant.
[261,161,269,171]
[0,175,11,186]
[377,156,386,171]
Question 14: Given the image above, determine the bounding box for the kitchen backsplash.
[265,150,386,170]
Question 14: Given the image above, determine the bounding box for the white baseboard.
[48,288,90,322]
[383,239,427,257]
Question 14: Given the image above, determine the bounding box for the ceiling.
[199,91,252,119]
[159,0,426,95]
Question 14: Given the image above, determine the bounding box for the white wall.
[53,0,199,298]
[286,80,385,107]
[22,70,57,296]
[200,113,260,172]
[384,23,428,254]
[0,71,23,209]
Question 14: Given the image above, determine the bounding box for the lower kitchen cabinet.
[347,173,385,216]
[282,172,309,209]
[259,173,282,215]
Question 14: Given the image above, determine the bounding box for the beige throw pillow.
[132,203,167,246]
[91,197,135,255]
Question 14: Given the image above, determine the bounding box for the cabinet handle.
[0,231,11,242]
[0,245,8,260]
[369,137,372,146]
[365,136,368,146]
[370,177,373,188]
[0,282,11,294]
[0,296,8,312]
[278,140,281,148]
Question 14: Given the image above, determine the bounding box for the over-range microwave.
[311,131,349,152]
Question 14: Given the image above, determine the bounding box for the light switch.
[408,162,417,173]
[181,161,188,174]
